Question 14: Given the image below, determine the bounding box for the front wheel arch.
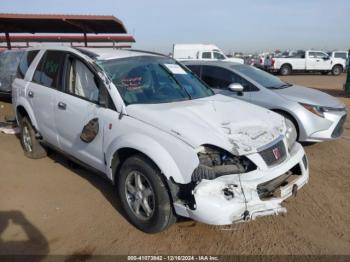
[112,148,162,184]
[271,109,300,140]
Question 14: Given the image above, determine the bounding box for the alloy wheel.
[125,171,155,220]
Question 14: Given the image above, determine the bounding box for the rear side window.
[202,52,211,59]
[17,50,39,79]
[33,51,65,89]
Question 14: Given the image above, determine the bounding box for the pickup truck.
[173,44,244,64]
[267,50,346,76]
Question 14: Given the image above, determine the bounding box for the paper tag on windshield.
[164,64,187,74]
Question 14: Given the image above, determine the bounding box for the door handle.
[316,59,320,62]
[28,91,34,98]
[58,102,67,110]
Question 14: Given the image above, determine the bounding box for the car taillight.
[271,58,275,66]
[260,58,262,64]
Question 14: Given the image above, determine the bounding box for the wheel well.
[333,64,344,70]
[16,106,29,122]
[111,147,161,184]
[281,63,292,70]
[271,109,300,139]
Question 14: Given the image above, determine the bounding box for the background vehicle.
[173,44,244,64]
[184,60,347,142]
[0,49,24,97]
[327,51,349,69]
[13,46,307,233]
[267,50,346,76]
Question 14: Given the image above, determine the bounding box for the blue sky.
[1,0,350,54]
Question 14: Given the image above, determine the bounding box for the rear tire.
[117,155,176,233]
[280,64,292,76]
[331,65,343,76]
[20,117,47,159]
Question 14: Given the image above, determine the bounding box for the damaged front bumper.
[174,142,309,225]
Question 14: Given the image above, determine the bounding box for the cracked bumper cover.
[174,142,309,225]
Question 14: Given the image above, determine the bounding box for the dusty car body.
[12,46,309,233]
[184,60,347,142]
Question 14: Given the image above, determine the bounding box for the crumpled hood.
[273,85,344,108]
[126,95,285,155]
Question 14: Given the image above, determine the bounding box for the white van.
[173,44,244,64]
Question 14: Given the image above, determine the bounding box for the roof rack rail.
[127,49,169,58]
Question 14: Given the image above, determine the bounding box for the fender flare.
[105,133,197,184]
[280,63,292,70]
[332,64,344,71]
[15,98,39,130]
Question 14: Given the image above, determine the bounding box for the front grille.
[331,114,347,138]
[259,140,287,166]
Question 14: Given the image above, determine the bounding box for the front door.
[54,55,106,172]
[307,51,332,70]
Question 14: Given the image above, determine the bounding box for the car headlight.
[285,118,297,151]
[299,103,325,118]
[192,145,257,182]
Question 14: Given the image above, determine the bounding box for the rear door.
[53,53,107,172]
[27,50,66,147]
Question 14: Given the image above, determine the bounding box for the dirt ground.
[0,74,349,256]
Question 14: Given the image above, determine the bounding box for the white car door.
[54,54,106,172]
[27,50,66,147]
[308,51,331,70]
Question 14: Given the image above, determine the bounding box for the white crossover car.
[12,46,309,233]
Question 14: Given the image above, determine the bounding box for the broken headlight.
[192,145,256,182]
[284,118,297,151]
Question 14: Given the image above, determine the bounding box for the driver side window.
[201,66,258,91]
[66,57,99,103]
[201,66,232,89]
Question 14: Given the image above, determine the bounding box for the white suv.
[12,46,309,233]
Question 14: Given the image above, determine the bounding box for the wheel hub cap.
[125,171,155,220]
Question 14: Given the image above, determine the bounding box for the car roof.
[14,45,165,61]
[79,48,163,60]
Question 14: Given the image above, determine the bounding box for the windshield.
[232,64,291,89]
[98,56,214,105]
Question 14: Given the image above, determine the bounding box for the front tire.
[20,117,47,159]
[331,65,343,76]
[117,155,176,233]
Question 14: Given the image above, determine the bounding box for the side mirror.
[323,56,330,60]
[228,83,244,95]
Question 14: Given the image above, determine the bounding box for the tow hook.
[292,184,298,197]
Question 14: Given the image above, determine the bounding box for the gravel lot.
[0,74,349,256]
